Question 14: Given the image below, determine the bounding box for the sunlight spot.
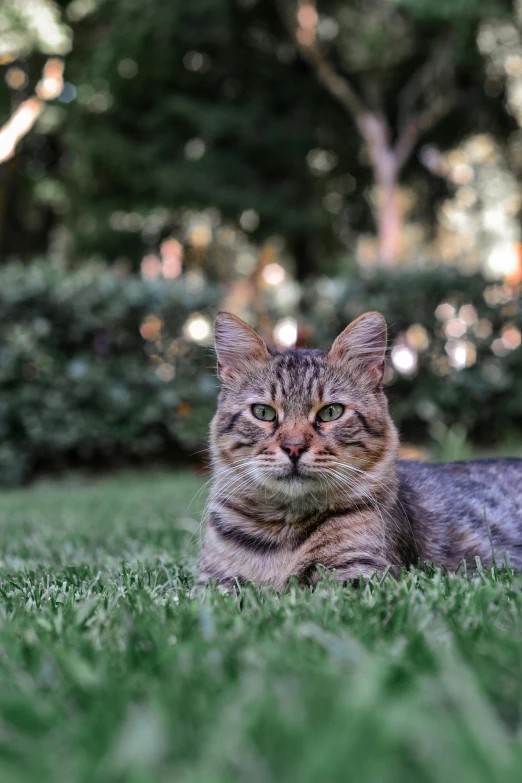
[262,263,285,286]
[184,314,211,343]
[391,345,417,375]
[274,317,297,349]
[487,243,519,278]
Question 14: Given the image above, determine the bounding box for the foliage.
[1,470,522,782]
[0,0,516,268]
[0,261,220,485]
[0,0,71,60]
[1,0,356,270]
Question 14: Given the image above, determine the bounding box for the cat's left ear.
[328,311,387,387]
[215,312,270,382]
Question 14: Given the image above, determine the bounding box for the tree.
[59,0,364,275]
[0,0,514,272]
[0,0,71,259]
[278,0,509,264]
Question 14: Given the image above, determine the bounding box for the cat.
[198,311,522,590]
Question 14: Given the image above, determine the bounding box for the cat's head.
[211,312,397,499]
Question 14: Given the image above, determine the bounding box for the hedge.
[2,261,522,485]
[303,267,522,446]
[0,262,220,485]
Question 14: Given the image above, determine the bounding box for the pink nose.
[281,440,307,464]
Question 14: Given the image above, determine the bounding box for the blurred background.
[2,0,522,486]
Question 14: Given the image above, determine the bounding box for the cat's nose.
[281,440,307,464]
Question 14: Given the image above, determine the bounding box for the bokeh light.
[501,324,522,350]
[273,317,298,349]
[391,344,417,375]
[262,263,286,286]
[160,238,183,279]
[487,243,520,278]
[141,254,162,280]
[140,315,162,341]
[184,314,212,344]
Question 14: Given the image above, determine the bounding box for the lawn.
[1,470,522,783]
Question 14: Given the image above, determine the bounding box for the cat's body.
[398,458,522,572]
[198,312,522,590]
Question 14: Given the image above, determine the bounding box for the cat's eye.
[317,404,344,422]
[252,404,277,422]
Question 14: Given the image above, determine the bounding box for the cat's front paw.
[298,560,388,588]
[197,572,244,594]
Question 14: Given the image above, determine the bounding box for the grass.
[2,470,522,782]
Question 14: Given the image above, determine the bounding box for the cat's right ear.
[215,313,269,382]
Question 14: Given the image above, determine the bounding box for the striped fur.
[198,312,522,590]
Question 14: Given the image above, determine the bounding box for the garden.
[3,0,522,780]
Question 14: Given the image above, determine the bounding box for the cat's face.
[211,312,396,500]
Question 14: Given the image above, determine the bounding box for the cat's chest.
[202,499,383,590]
[204,508,305,590]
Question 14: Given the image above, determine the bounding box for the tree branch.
[277,0,368,129]
[395,91,459,170]
[0,58,64,164]
[278,1,458,180]
[397,40,454,135]
[395,39,457,170]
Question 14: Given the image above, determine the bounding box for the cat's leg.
[295,511,396,587]
[296,558,388,588]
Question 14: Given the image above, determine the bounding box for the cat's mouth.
[271,463,316,482]
[262,466,320,498]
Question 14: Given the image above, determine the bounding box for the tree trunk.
[360,113,402,265]
[376,176,401,266]
[279,2,457,267]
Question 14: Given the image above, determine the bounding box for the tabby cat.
[198,311,522,590]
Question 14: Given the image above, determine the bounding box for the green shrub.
[3,261,522,486]
[0,262,221,485]
[302,267,522,445]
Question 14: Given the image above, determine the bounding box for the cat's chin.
[262,471,318,499]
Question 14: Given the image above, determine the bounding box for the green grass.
[2,471,522,783]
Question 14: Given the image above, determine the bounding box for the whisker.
[325,467,388,558]
[325,459,418,553]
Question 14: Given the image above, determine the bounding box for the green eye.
[317,404,344,422]
[252,404,277,422]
